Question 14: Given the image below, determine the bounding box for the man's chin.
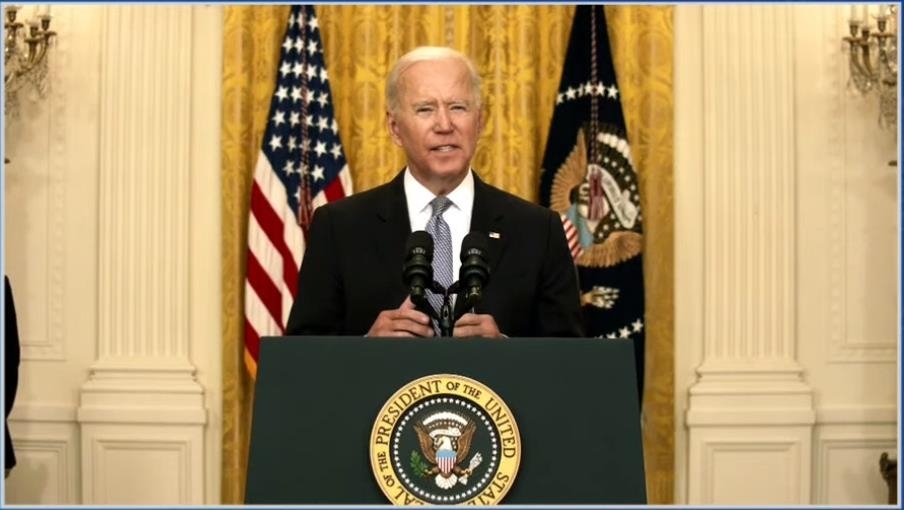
[424,163,470,180]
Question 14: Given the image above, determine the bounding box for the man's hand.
[453,313,504,338]
[367,297,434,338]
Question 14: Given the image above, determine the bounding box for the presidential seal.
[370,374,521,505]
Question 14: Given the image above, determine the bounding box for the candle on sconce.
[850,4,857,20]
[861,5,869,22]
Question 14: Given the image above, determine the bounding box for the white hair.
[385,46,482,113]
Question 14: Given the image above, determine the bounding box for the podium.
[245,337,646,504]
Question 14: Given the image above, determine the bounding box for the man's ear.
[386,110,403,147]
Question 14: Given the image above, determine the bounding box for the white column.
[680,4,815,504]
[76,5,206,504]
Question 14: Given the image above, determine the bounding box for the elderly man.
[286,46,583,339]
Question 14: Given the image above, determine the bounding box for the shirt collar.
[403,168,475,215]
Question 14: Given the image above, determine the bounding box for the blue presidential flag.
[539,5,646,401]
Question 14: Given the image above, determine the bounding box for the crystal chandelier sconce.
[4,4,56,113]
[844,4,898,130]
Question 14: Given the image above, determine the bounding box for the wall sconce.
[4,4,56,114]
[844,4,898,131]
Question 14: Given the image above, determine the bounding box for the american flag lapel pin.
[489,231,501,239]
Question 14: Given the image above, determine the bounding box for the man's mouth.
[431,145,458,152]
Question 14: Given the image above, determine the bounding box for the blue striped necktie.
[425,196,453,333]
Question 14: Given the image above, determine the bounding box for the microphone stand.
[439,293,454,337]
[418,281,482,337]
[424,281,456,337]
[442,282,483,336]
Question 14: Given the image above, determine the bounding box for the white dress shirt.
[404,168,475,286]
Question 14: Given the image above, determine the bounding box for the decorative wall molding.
[812,432,898,503]
[9,403,78,423]
[696,435,804,504]
[5,419,80,504]
[78,365,206,425]
[8,438,75,503]
[3,5,71,361]
[687,365,815,426]
[815,406,898,424]
[821,5,898,364]
[82,431,202,504]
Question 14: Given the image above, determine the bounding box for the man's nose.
[433,107,453,131]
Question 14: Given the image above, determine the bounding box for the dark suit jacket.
[286,170,584,338]
[5,276,20,471]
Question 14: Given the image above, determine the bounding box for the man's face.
[387,58,483,186]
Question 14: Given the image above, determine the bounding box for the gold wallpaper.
[220,5,673,503]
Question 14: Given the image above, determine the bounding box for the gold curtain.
[221,5,673,503]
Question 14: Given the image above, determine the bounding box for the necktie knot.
[430,196,453,218]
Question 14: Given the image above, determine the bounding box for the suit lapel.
[469,174,505,273]
[374,171,412,276]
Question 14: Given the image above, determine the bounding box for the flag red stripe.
[246,251,284,327]
[323,175,347,202]
[250,182,299,294]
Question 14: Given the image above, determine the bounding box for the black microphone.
[403,231,435,317]
[458,231,490,311]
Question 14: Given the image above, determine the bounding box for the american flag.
[244,5,353,378]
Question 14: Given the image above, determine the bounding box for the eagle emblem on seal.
[412,411,484,490]
[549,125,643,270]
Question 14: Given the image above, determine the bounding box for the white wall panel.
[84,428,202,504]
[676,3,898,505]
[5,405,80,504]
